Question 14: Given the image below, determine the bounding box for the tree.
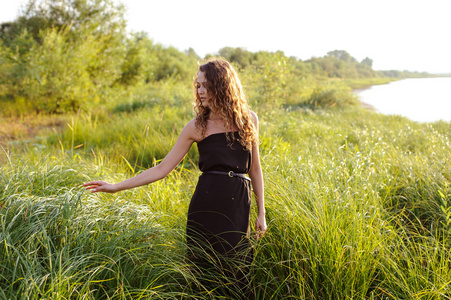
[218,47,254,69]
[0,0,128,113]
[327,50,357,63]
[361,57,373,68]
[1,0,126,49]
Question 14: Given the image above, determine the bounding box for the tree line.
[0,0,432,115]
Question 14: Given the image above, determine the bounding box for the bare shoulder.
[249,110,259,126]
[182,118,203,142]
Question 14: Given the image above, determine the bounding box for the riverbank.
[344,77,399,89]
[359,100,376,110]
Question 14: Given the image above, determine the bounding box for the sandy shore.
[360,101,375,110]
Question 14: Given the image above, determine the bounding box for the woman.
[84,59,266,296]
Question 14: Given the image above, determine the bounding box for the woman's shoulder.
[183,118,203,142]
[248,110,259,125]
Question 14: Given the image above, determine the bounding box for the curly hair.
[194,59,257,150]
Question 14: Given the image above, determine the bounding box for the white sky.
[2,0,450,74]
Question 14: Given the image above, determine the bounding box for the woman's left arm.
[248,112,267,237]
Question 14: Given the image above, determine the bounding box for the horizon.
[1,0,450,74]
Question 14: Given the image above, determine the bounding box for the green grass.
[1,93,451,298]
[342,78,399,90]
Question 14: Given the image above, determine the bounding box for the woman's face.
[197,71,210,108]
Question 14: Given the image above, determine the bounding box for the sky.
[1,0,450,74]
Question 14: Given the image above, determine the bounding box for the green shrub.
[306,84,358,109]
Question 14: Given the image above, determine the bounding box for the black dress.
[186,131,253,295]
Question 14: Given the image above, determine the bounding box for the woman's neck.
[208,112,222,121]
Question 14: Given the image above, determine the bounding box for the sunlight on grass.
[2,104,450,298]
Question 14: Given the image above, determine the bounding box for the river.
[355,77,451,123]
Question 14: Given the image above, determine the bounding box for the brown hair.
[194,59,257,149]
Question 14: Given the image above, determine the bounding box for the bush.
[0,26,126,114]
[306,84,358,109]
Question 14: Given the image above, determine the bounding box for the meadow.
[2,1,450,297]
[1,79,451,299]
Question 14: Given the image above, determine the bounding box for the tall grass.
[0,151,202,299]
[1,103,451,298]
[252,108,451,298]
[43,80,196,170]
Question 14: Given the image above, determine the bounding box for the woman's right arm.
[83,119,199,193]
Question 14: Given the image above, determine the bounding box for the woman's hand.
[255,213,267,239]
[83,181,117,193]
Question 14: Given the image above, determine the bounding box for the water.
[356,77,451,123]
